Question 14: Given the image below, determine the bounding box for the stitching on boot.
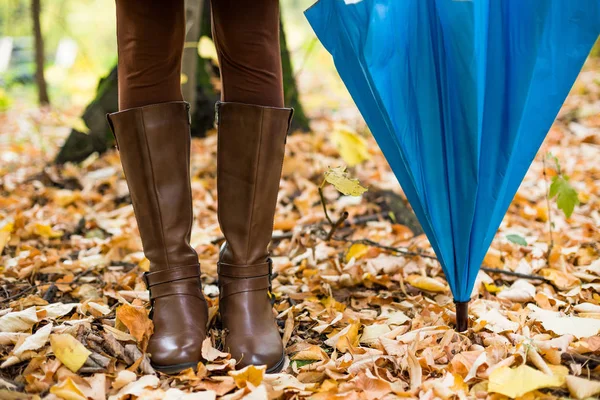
[244,106,265,263]
[139,109,170,268]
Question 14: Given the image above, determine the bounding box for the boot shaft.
[107,102,198,270]
[216,101,293,266]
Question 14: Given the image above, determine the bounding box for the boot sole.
[152,361,198,375]
[266,352,286,374]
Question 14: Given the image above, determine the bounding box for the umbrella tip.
[454,301,469,332]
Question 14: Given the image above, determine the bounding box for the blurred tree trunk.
[31,0,49,106]
[182,0,203,116]
[280,20,309,133]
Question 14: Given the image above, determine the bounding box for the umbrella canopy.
[306,0,600,330]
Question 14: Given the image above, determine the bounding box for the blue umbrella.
[305,0,600,330]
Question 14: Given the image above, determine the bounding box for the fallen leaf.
[108,375,160,400]
[360,324,391,345]
[325,322,360,352]
[292,345,328,361]
[264,373,308,391]
[352,369,392,400]
[331,124,370,167]
[0,222,13,256]
[476,308,519,333]
[33,222,64,238]
[13,323,52,356]
[566,375,600,399]
[540,269,581,290]
[488,365,564,398]
[112,370,137,390]
[406,275,448,293]
[345,243,369,262]
[50,334,91,372]
[115,303,153,350]
[41,303,78,319]
[81,373,107,400]
[49,377,87,400]
[164,388,217,400]
[0,307,38,332]
[202,338,229,361]
[497,280,536,302]
[229,364,266,389]
[529,306,600,338]
[241,384,268,400]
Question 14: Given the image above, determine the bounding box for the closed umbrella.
[305,0,600,330]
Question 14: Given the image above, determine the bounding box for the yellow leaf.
[50,377,87,400]
[406,275,448,293]
[34,223,63,239]
[488,365,564,398]
[483,249,504,269]
[324,166,367,196]
[229,364,266,388]
[138,257,150,272]
[116,304,153,350]
[50,334,91,373]
[484,282,503,294]
[0,222,13,256]
[198,37,219,64]
[345,243,369,262]
[325,322,360,352]
[331,124,370,167]
[53,190,79,207]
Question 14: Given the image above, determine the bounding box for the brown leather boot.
[216,101,293,373]
[107,102,208,374]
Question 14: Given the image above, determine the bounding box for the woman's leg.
[210,0,284,108]
[115,0,185,110]
[109,0,208,374]
[212,0,293,373]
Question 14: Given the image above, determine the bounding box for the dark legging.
[115,0,284,110]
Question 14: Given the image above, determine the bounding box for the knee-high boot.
[216,101,293,373]
[107,101,208,374]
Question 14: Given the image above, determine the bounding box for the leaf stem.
[542,155,554,266]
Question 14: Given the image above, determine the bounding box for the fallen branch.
[326,211,349,241]
[333,237,437,260]
[42,283,57,302]
[561,352,600,369]
[481,267,550,283]
[0,285,35,304]
[325,238,553,284]
[210,212,391,245]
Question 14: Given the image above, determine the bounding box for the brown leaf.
[115,303,153,351]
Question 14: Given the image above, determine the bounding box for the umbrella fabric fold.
[305,0,600,317]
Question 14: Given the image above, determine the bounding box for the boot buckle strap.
[144,264,201,287]
[219,275,270,300]
[217,259,271,278]
[148,279,204,300]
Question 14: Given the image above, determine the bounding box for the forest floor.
[1,61,600,400]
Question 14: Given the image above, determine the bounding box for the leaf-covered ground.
[2,61,600,400]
